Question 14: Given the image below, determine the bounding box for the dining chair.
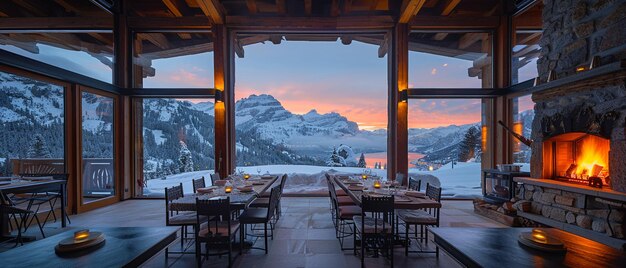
[397,183,442,256]
[249,174,287,221]
[327,175,360,251]
[238,186,280,254]
[165,183,205,256]
[408,177,421,191]
[353,195,395,268]
[192,177,206,193]
[0,204,35,247]
[210,173,221,186]
[195,196,241,267]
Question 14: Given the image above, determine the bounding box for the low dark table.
[0,227,178,267]
[430,227,626,268]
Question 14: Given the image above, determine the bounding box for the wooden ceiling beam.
[0,17,113,30]
[127,16,211,29]
[276,0,286,14]
[517,32,541,45]
[88,32,111,45]
[162,0,185,17]
[54,0,82,13]
[304,0,312,15]
[399,0,426,23]
[10,0,48,16]
[440,0,461,16]
[225,15,394,30]
[408,16,500,29]
[234,38,244,58]
[269,34,282,44]
[246,0,258,14]
[458,32,486,49]
[432,32,448,40]
[138,33,171,50]
[196,0,225,24]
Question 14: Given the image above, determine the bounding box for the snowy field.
[142,162,534,199]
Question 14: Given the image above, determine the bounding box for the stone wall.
[539,0,626,81]
[513,184,626,239]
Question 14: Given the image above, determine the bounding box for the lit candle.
[361,174,368,180]
[74,229,90,241]
[243,174,250,180]
[373,180,381,189]
[531,228,547,244]
[225,185,232,193]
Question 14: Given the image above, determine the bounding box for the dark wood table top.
[0,227,178,268]
[430,227,626,268]
[0,179,66,192]
[170,175,278,211]
[333,176,441,209]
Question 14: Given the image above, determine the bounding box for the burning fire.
[568,135,610,180]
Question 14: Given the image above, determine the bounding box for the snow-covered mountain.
[0,71,64,126]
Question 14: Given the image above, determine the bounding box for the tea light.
[225,185,232,193]
[531,228,547,244]
[361,174,368,180]
[74,229,90,241]
[243,174,250,180]
[373,180,381,189]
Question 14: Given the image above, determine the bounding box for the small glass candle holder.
[74,229,90,241]
[373,180,381,189]
[243,174,250,180]
[531,228,547,244]
[361,174,368,180]
[224,180,233,193]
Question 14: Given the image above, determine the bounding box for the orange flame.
[575,135,610,178]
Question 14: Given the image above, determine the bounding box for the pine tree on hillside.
[357,153,367,168]
[326,147,346,167]
[178,141,194,173]
[458,126,481,162]
[27,134,51,158]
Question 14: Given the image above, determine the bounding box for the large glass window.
[133,32,214,88]
[512,3,543,84]
[234,34,387,194]
[0,32,114,83]
[138,98,215,197]
[408,32,493,88]
[408,99,483,198]
[512,95,534,172]
[81,91,115,203]
[0,70,65,176]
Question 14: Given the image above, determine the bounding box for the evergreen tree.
[27,134,51,158]
[458,126,481,162]
[357,153,367,168]
[178,141,194,173]
[326,147,346,167]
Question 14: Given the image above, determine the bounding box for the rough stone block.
[524,184,535,191]
[549,207,567,222]
[592,219,607,233]
[555,195,575,206]
[599,2,626,28]
[562,191,586,208]
[600,20,626,51]
[571,1,587,21]
[574,21,595,38]
[525,190,534,200]
[542,205,553,218]
[576,215,593,229]
[608,222,625,238]
[566,212,577,224]
[532,191,542,202]
[544,188,562,195]
[540,193,557,204]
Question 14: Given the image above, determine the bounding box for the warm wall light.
[215,90,224,103]
[576,66,587,72]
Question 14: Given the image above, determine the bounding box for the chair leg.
[353,223,357,256]
[360,234,365,268]
[264,223,268,254]
[405,224,409,256]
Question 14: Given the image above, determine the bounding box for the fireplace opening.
[542,132,610,187]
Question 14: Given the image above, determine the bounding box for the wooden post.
[388,23,409,184]
[492,13,513,168]
[213,25,235,178]
[114,1,133,199]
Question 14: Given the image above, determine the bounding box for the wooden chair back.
[408,177,421,191]
[192,177,206,193]
[210,173,221,185]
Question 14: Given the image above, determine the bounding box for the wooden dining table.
[333,176,441,210]
[170,175,278,211]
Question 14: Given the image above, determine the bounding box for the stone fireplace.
[512,0,626,250]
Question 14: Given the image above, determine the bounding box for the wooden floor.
[2,197,505,267]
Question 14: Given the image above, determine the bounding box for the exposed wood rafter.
[399,0,426,23]
[432,32,448,40]
[458,32,486,49]
[304,0,312,15]
[276,0,286,14]
[440,0,461,15]
[196,0,225,24]
[246,0,257,14]
[378,32,390,58]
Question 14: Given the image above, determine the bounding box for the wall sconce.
[215,90,224,103]
[576,66,587,72]
[399,90,408,103]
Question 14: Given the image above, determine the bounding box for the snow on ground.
[142,163,531,198]
[151,129,167,145]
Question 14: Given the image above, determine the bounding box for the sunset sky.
[2,38,536,131]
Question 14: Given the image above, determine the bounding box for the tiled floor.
[3,197,506,267]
